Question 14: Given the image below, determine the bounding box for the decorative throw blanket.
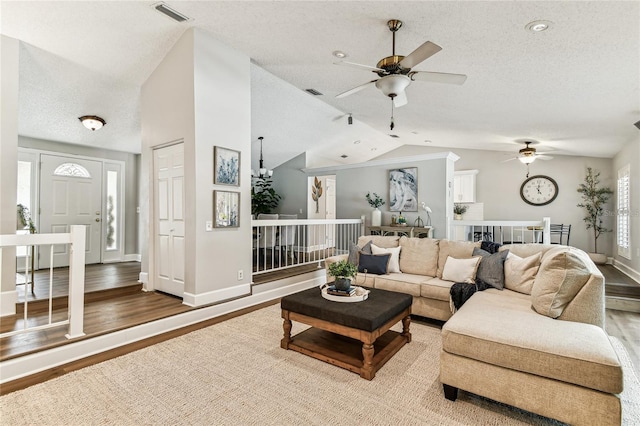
[449,241,503,313]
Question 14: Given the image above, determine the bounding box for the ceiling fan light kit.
[78,115,106,131]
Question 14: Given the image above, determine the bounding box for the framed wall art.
[389,167,418,211]
[214,146,240,186]
[214,190,240,228]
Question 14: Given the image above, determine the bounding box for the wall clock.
[520,175,558,206]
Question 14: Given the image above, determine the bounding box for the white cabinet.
[453,170,478,203]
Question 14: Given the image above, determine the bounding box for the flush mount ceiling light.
[78,115,106,131]
[525,20,553,33]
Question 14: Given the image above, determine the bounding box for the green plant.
[17,204,36,233]
[327,259,357,279]
[366,192,385,208]
[251,178,282,216]
[577,167,613,253]
[453,203,468,215]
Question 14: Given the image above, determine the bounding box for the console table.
[368,226,433,238]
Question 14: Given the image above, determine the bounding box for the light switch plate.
[205,221,213,231]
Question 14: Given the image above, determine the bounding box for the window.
[106,170,118,251]
[617,164,631,259]
[53,162,91,178]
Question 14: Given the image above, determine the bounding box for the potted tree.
[453,203,468,220]
[366,192,385,226]
[327,259,358,290]
[251,178,281,216]
[577,167,613,264]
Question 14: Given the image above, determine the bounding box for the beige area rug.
[2,304,639,425]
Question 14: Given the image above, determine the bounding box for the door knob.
[96,211,100,215]
[95,218,101,222]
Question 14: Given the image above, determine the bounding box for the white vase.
[588,253,607,265]
[371,208,382,227]
[454,214,463,220]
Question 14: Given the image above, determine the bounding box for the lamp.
[375,75,411,98]
[518,155,536,164]
[251,136,273,179]
[78,115,106,131]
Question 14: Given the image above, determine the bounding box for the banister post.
[542,217,551,245]
[66,225,86,339]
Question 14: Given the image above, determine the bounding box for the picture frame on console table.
[214,190,240,228]
[214,146,240,186]
[389,167,418,211]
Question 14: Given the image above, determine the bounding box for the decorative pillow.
[398,236,439,276]
[504,252,542,294]
[473,247,509,290]
[371,244,402,273]
[437,240,481,278]
[360,240,373,255]
[531,249,592,318]
[358,253,391,275]
[441,256,481,284]
[348,240,373,266]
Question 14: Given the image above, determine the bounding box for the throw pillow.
[358,253,391,275]
[371,244,402,273]
[348,240,373,266]
[360,240,373,255]
[472,247,509,290]
[398,236,439,276]
[441,256,481,283]
[504,252,542,294]
[531,249,592,318]
[437,240,481,278]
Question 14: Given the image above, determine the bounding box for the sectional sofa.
[324,235,623,426]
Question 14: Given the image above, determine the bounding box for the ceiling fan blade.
[537,155,553,160]
[501,157,518,163]
[409,71,467,85]
[334,61,384,73]
[335,80,378,98]
[399,41,442,69]
[393,91,408,107]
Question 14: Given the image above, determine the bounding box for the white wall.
[612,136,640,278]
[272,153,308,217]
[0,35,20,316]
[377,145,615,254]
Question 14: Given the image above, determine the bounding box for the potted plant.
[577,167,613,264]
[366,192,385,227]
[453,203,468,220]
[251,178,281,216]
[327,259,358,290]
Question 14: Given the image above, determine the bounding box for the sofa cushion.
[358,253,390,275]
[499,243,557,259]
[442,290,623,394]
[441,256,481,283]
[374,273,423,297]
[358,235,399,248]
[531,248,592,318]
[437,240,481,278]
[473,247,509,290]
[420,277,455,302]
[398,236,439,276]
[371,244,402,273]
[504,252,541,294]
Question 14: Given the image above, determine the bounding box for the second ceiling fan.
[335,19,467,129]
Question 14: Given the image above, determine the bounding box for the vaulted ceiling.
[2,1,638,167]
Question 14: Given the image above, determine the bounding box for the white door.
[39,155,103,268]
[154,143,185,297]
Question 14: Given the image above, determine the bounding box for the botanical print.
[214,147,240,186]
[214,190,239,228]
[389,168,418,211]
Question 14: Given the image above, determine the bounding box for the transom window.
[53,162,91,178]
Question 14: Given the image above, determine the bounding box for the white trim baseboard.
[123,254,141,262]
[183,283,252,307]
[613,260,640,284]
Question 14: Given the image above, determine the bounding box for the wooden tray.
[320,285,369,303]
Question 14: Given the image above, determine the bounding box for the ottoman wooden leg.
[281,311,292,349]
[402,315,412,343]
[361,342,375,380]
[443,384,458,401]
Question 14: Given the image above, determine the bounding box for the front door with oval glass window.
[39,154,103,268]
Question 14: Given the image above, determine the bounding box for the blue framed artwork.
[214,146,240,186]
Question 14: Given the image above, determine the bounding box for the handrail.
[0,225,86,339]
[449,217,551,244]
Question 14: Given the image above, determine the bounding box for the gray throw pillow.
[347,240,373,266]
[473,247,509,290]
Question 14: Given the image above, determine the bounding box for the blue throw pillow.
[358,253,391,275]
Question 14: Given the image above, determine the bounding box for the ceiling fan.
[334,19,467,129]
[503,141,553,164]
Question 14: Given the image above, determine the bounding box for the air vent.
[153,2,191,22]
[305,88,323,96]
[635,120,640,130]
[340,154,348,158]
[389,134,400,138]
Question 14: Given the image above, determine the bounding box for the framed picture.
[214,146,240,186]
[389,168,418,211]
[214,190,240,228]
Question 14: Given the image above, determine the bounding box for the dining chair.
[277,214,298,263]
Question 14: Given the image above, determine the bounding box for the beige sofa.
[325,235,623,426]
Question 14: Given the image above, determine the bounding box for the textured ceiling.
[2,1,639,163]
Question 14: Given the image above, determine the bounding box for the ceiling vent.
[152,2,191,23]
[635,120,640,130]
[340,154,348,158]
[305,88,323,96]
[389,134,400,138]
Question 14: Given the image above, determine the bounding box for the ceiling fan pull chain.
[390,99,395,130]
[526,163,530,178]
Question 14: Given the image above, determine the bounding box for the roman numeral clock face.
[520,175,559,206]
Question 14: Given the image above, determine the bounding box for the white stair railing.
[0,225,86,339]
[449,217,551,244]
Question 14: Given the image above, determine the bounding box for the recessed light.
[411,131,419,135]
[371,148,377,151]
[424,140,432,144]
[332,50,347,58]
[353,140,361,144]
[525,20,553,33]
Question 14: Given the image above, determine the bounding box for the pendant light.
[251,136,273,178]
